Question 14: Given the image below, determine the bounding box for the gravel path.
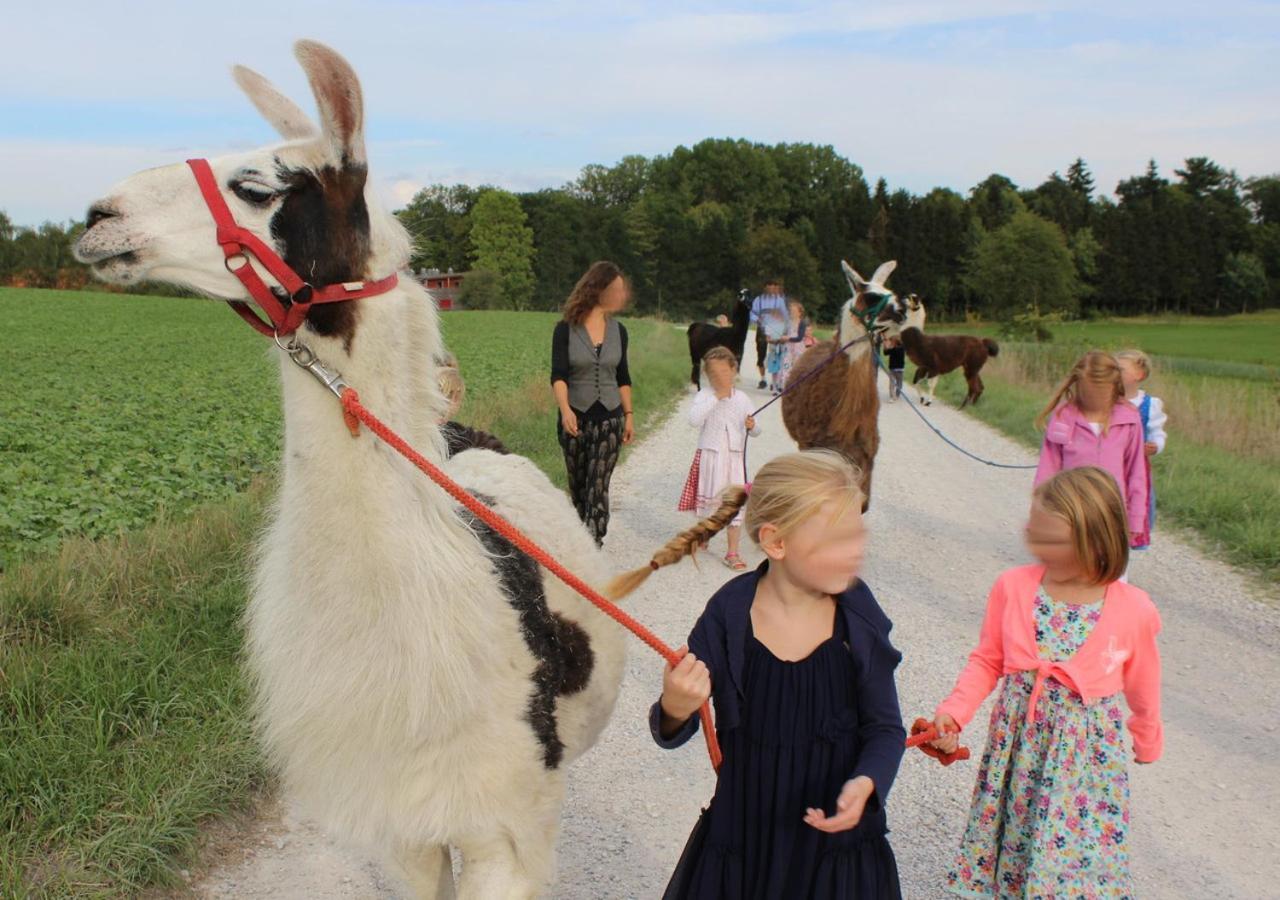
[192,354,1279,899]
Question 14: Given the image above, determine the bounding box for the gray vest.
[567,319,623,412]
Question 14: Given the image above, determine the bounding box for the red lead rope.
[339,388,971,773]
[339,388,725,771]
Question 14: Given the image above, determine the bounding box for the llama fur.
[895,296,999,407]
[780,261,904,511]
[74,41,624,899]
[686,288,752,388]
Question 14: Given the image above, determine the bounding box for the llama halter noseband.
[186,158,399,337]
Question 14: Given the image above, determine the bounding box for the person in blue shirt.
[614,449,906,899]
[749,279,789,389]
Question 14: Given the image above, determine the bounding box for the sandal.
[723,553,747,571]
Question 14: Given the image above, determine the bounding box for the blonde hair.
[1036,350,1124,432]
[742,449,862,545]
[1033,467,1130,585]
[1115,348,1152,378]
[604,450,863,599]
[701,345,739,373]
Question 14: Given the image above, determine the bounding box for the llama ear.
[870,260,897,286]
[233,65,318,140]
[294,40,366,165]
[841,260,867,292]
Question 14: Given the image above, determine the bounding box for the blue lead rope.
[739,331,1038,483]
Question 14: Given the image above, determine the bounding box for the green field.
[0,287,689,897]
[927,311,1280,583]
[0,289,686,569]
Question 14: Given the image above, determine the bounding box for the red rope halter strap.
[339,388,724,771]
[186,158,399,337]
[907,718,970,766]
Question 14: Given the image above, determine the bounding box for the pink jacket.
[936,564,1163,762]
[1035,401,1148,541]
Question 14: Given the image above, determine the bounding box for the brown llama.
[896,296,999,407]
[781,260,905,511]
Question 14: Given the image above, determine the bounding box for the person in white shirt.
[677,346,761,569]
[749,279,788,389]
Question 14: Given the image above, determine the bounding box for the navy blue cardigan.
[650,562,907,810]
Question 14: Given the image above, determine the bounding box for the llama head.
[73,41,410,339]
[903,293,927,331]
[837,259,905,343]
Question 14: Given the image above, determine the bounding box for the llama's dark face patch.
[460,494,595,770]
[270,157,371,347]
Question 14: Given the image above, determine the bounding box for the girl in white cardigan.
[678,346,760,569]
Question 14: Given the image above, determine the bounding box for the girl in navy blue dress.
[615,449,905,898]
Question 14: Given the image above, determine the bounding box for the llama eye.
[231,181,277,206]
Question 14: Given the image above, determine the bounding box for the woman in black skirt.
[550,261,635,545]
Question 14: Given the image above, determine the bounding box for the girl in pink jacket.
[929,467,1163,898]
[1034,350,1148,548]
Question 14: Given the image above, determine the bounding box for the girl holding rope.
[929,466,1163,898]
[619,450,906,899]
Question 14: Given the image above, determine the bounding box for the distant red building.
[418,269,469,310]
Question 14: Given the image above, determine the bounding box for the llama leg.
[971,373,984,405]
[390,845,456,900]
[926,376,939,406]
[456,834,535,900]
[456,774,563,899]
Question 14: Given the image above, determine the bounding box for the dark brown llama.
[687,289,751,388]
[897,298,998,407]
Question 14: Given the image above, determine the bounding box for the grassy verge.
[1,491,268,898]
[932,352,1280,584]
[1,301,689,897]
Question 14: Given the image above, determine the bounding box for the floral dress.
[946,588,1132,899]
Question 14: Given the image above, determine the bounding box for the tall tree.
[964,211,1079,319]
[969,174,1025,232]
[741,224,824,316]
[469,189,537,311]
[396,184,481,271]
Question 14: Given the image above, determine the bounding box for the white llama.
[73,41,626,899]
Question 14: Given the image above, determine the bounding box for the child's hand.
[660,646,711,724]
[744,415,756,431]
[931,713,961,754]
[1144,441,1157,456]
[804,776,874,833]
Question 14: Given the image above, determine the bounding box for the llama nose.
[85,204,119,230]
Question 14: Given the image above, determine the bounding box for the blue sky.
[2,1,1277,226]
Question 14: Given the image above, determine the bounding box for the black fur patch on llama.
[461,494,595,769]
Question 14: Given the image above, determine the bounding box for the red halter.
[186,158,399,337]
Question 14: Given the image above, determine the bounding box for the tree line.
[5,143,1278,323]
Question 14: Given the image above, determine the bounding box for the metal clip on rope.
[274,333,351,398]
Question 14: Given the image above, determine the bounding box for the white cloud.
[2,2,1278,224]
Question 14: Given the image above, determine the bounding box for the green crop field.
[0,289,687,569]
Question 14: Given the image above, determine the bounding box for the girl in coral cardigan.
[1034,350,1148,549]
[930,466,1163,898]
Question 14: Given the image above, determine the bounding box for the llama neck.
[837,319,871,363]
[274,281,448,512]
